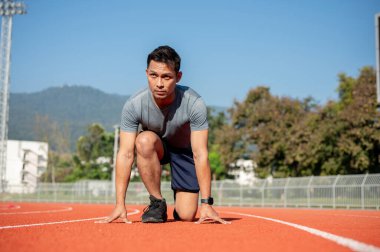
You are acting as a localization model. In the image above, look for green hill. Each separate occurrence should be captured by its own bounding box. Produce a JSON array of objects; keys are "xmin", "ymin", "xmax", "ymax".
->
[
  {"xmin": 9, "ymin": 85, "xmax": 129, "ymax": 151},
  {"xmin": 9, "ymin": 85, "xmax": 228, "ymax": 152}
]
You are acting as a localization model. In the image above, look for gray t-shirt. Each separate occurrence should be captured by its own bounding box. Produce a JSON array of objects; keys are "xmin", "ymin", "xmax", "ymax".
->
[{"xmin": 120, "ymin": 85, "xmax": 208, "ymax": 149}]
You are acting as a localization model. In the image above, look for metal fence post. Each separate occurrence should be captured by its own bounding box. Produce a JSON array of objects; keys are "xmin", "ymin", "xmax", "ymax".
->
[
  {"xmin": 3, "ymin": 174, "xmax": 380, "ymax": 209},
  {"xmin": 307, "ymin": 176, "xmax": 313, "ymax": 208},
  {"xmin": 71, "ymin": 186, "xmax": 74, "ymax": 203},
  {"xmin": 218, "ymin": 180, "xmax": 223, "ymax": 206},
  {"xmin": 240, "ymin": 183, "xmax": 243, "ymax": 206},
  {"xmin": 361, "ymin": 173, "xmax": 368, "ymax": 209},
  {"xmin": 332, "ymin": 175, "xmax": 340, "ymax": 208},
  {"xmin": 261, "ymin": 180, "xmax": 267, "ymax": 207},
  {"xmin": 104, "ymin": 183, "xmax": 106, "ymax": 204},
  {"xmin": 284, "ymin": 178, "xmax": 290, "ymax": 207},
  {"xmin": 52, "ymin": 183, "xmax": 56, "ymax": 202},
  {"xmin": 37, "ymin": 183, "xmax": 40, "ymax": 201},
  {"xmin": 88, "ymin": 184, "xmax": 91, "ymax": 203}
]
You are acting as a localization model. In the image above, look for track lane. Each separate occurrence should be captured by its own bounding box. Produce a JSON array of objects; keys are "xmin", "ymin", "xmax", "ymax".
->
[
  {"xmin": 0, "ymin": 203, "xmax": 114, "ymax": 226},
  {"xmin": 223, "ymin": 207, "xmax": 380, "ymax": 247},
  {"xmin": 0, "ymin": 203, "xmax": 379, "ymax": 252},
  {"xmin": 222, "ymin": 210, "xmax": 380, "ymax": 252}
]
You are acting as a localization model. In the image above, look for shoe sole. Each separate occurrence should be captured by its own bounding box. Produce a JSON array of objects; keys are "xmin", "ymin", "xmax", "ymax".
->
[{"xmin": 142, "ymin": 217, "xmax": 167, "ymax": 223}]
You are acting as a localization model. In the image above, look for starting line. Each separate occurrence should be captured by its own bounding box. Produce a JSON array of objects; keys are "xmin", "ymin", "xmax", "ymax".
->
[
  {"xmin": 1, "ymin": 206, "xmax": 379, "ymax": 252},
  {"xmin": 0, "ymin": 208, "xmax": 140, "ymax": 230},
  {"xmin": 0, "ymin": 205, "xmax": 21, "ymax": 210},
  {"xmin": 0, "ymin": 207, "xmax": 73, "ymax": 215}
]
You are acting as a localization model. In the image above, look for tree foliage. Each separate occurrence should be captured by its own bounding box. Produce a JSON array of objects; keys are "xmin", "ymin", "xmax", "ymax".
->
[
  {"xmin": 35, "ymin": 115, "xmax": 74, "ymax": 183},
  {"xmin": 34, "ymin": 114, "xmax": 71, "ymax": 153},
  {"xmin": 40, "ymin": 123, "xmax": 114, "ymax": 182},
  {"xmin": 64, "ymin": 124, "xmax": 114, "ymax": 181},
  {"xmin": 207, "ymin": 108, "xmax": 229, "ymax": 179},
  {"xmin": 76, "ymin": 123, "xmax": 114, "ymax": 162},
  {"xmin": 41, "ymin": 152, "xmax": 74, "ymax": 183},
  {"xmin": 216, "ymin": 67, "xmax": 380, "ymax": 178},
  {"xmin": 39, "ymin": 67, "xmax": 380, "ymax": 182}
]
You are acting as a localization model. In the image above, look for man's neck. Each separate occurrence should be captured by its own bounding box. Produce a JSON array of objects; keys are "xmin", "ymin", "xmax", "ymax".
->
[{"xmin": 153, "ymin": 92, "xmax": 176, "ymax": 109}]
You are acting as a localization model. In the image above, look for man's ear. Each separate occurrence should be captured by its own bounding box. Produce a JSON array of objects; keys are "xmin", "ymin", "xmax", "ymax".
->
[{"xmin": 176, "ymin": 71, "xmax": 183, "ymax": 83}]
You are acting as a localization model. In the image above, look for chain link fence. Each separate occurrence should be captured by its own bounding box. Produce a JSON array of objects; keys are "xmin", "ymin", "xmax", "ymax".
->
[{"xmin": 1, "ymin": 174, "xmax": 379, "ymax": 209}]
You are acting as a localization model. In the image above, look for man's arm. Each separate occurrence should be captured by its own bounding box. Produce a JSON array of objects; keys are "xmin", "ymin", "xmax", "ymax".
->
[
  {"xmin": 191, "ymin": 129, "xmax": 230, "ymax": 224},
  {"xmin": 96, "ymin": 131, "xmax": 137, "ymax": 224},
  {"xmin": 115, "ymin": 131, "xmax": 137, "ymax": 205},
  {"xmin": 191, "ymin": 129, "xmax": 211, "ymax": 198}
]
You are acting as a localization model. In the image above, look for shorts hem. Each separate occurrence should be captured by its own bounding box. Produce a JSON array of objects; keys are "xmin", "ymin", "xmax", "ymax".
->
[{"xmin": 171, "ymin": 187, "xmax": 199, "ymax": 194}]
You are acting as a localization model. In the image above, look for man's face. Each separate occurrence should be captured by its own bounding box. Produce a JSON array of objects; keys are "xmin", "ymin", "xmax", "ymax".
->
[{"xmin": 146, "ymin": 60, "xmax": 182, "ymax": 105}]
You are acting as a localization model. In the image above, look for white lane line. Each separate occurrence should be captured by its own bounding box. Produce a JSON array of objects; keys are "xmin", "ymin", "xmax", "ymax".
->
[
  {"xmin": 0, "ymin": 208, "xmax": 140, "ymax": 230},
  {"xmin": 221, "ymin": 211, "xmax": 380, "ymax": 252},
  {"xmin": 0, "ymin": 207, "xmax": 73, "ymax": 215},
  {"xmin": 0, "ymin": 205, "xmax": 21, "ymax": 210}
]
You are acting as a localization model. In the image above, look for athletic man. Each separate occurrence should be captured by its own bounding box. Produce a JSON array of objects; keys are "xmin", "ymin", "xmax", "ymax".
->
[{"xmin": 98, "ymin": 46, "xmax": 229, "ymax": 224}]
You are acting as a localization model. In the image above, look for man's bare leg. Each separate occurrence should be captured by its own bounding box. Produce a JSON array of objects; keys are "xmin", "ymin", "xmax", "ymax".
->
[
  {"xmin": 135, "ymin": 131, "xmax": 165, "ymax": 199},
  {"xmin": 174, "ymin": 191, "xmax": 199, "ymax": 221}
]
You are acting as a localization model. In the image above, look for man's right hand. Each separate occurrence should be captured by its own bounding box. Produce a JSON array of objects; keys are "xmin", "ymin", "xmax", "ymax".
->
[{"xmin": 95, "ymin": 204, "xmax": 132, "ymax": 224}]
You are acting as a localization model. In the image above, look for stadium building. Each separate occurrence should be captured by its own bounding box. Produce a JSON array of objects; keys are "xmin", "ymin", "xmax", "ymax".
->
[{"xmin": 5, "ymin": 140, "xmax": 48, "ymax": 193}]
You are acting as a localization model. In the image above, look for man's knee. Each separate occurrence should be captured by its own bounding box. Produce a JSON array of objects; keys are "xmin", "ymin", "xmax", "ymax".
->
[
  {"xmin": 135, "ymin": 132, "xmax": 158, "ymax": 156},
  {"xmin": 174, "ymin": 191, "xmax": 198, "ymax": 221},
  {"xmin": 174, "ymin": 208, "xmax": 196, "ymax": 222}
]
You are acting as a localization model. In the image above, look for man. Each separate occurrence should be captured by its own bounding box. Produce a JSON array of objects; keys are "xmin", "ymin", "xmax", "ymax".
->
[{"xmin": 98, "ymin": 45, "xmax": 229, "ymax": 224}]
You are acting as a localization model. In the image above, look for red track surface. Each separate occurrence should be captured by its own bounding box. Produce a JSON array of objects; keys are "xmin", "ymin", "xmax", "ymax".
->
[{"xmin": 0, "ymin": 202, "xmax": 379, "ymax": 252}]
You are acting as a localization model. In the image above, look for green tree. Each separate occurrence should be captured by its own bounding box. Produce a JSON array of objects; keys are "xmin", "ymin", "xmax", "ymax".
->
[
  {"xmin": 217, "ymin": 67, "xmax": 380, "ymax": 178},
  {"xmin": 217, "ymin": 87, "xmax": 313, "ymax": 178},
  {"xmin": 34, "ymin": 114, "xmax": 71, "ymax": 153},
  {"xmin": 207, "ymin": 107, "xmax": 227, "ymax": 146},
  {"xmin": 66, "ymin": 123, "xmax": 114, "ymax": 181},
  {"xmin": 209, "ymin": 145, "xmax": 226, "ymax": 180},
  {"xmin": 303, "ymin": 67, "xmax": 380, "ymax": 175},
  {"xmin": 34, "ymin": 115, "xmax": 73, "ymax": 182},
  {"xmin": 76, "ymin": 123, "xmax": 113, "ymax": 162},
  {"xmin": 207, "ymin": 107, "xmax": 228, "ymax": 179},
  {"xmin": 41, "ymin": 152, "xmax": 74, "ymax": 183},
  {"xmin": 335, "ymin": 67, "xmax": 380, "ymax": 173}
]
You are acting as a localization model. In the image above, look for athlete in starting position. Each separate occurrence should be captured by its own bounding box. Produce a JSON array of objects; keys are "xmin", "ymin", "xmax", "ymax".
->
[{"xmin": 98, "ymin": 45, "xmax": 229, "ymax": 224}]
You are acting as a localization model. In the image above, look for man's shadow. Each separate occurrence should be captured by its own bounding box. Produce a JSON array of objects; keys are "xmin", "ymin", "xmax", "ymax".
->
[
  {"xmin": 120, "ymin": 217, "xmax": 241, "ymax": 224},
  {"xmin": 192, "ymin": 217, "xmax": 241, "ymax": 224}
]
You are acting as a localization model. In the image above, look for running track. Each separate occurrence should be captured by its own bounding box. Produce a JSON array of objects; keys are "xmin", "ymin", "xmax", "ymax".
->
[{"xmin": 0, "ymin": 203, "xmax": 379, "ymax": 252}]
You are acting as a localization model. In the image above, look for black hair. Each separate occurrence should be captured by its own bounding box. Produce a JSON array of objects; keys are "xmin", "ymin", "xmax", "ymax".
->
[{"xmin": 147, "ymin": 45, "xmax": 181, "ymax": 73}]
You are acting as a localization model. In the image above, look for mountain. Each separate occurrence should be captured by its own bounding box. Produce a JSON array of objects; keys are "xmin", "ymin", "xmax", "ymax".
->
[
  {"xmin": 8, "ymin": 85, "xmax": 228, "ymax": 152},
  {"xmin": 9, "ymin": 85, "xmax": 129, "ymax": 151}
]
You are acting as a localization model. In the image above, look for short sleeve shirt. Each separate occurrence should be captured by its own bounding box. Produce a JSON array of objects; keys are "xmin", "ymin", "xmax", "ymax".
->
[{"xmin": 120, "ymin": 85, "xmax": 208, "ymax": 149}]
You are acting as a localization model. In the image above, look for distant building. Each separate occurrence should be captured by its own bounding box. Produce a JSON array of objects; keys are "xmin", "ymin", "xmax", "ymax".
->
[
  {"xmin": 6, "ymin": 140, "xmax": 48, "ymax": 193},
  {"xmin": 228, "ymin": 159, "xmax": 257, "ymax": 185}
]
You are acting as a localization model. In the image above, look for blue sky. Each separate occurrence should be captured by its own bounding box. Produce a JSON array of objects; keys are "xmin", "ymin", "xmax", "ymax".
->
[{"xmin": 8, "ymin": 0, "xmax": 380, "ymax": 107}]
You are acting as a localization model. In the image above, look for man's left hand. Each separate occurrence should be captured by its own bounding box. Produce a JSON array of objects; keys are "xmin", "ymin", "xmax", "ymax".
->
[{"xmin": 195, "ymin": 204, "xmax": 231, "ymax": 224}]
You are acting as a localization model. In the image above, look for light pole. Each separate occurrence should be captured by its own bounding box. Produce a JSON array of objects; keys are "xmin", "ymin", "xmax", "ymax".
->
[
  {"xmin": 0, "ymin": 0, "xmax": 26, "ymax": 192},
  {"xmin": 376, "ymin": 13, "xmax": 380, "ymax": 107},
  {"xmin": 112, "ymin": 125, "xmax": 119, "ymax": 194}
]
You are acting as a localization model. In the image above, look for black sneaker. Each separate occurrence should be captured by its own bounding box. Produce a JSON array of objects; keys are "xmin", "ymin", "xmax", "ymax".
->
[{"xmin": 142, "ymin": 195, "xmax": 167, "ymax": 223}]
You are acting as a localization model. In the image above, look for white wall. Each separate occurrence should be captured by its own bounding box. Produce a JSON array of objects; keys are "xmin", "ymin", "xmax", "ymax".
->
[
  {"xmin": 228, "ymin": 159, "xmax": 257, "ymax": 185},
  {"xmin": 6, "ymin": 140, "xmax": 48, "ymax": 192}
]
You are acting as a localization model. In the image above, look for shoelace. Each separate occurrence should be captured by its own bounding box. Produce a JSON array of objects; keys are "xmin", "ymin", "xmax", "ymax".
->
[{"xmin": 143, "ymin": 200, "xmax": 160, "ymax": 213}]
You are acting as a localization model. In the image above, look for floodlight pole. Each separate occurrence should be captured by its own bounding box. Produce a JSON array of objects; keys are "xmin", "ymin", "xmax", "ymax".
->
[
  {"xmin": 376, "ymin": 13, "xmax": 380, "ymax": 107},
  {"xmin": 0, "ymin": 0, "xmax": 26, "ymax": 192},
  {"xmin": 112, "ymin": 125, "xmax": 119, "ymax": 194}
]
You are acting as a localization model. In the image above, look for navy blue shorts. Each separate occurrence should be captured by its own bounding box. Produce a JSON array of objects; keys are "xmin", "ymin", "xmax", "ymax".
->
[{"xmin": 160, "ymin": 142, "xmax": 200, "ymax": 193}]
